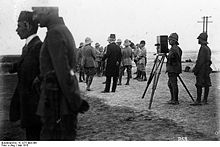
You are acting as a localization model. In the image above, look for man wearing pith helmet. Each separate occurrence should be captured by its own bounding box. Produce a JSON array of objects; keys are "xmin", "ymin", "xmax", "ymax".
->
[
  {"xmin": 116, "ymin": 39, "xmax": 123, "ymax": 49},
  {"xmin": 32, "ymin": 6, "xmax": 82, "ymax": 140},
  {"xmin": 191, "ymin": 32, "xmax": 212, "ymax": 106},
  {"xmin": 166, "ymin": 33, "xmax": 182, "ymax": 105}
]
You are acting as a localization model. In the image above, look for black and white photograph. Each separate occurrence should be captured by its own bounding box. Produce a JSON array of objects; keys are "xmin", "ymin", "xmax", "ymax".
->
[{"xmin": 0, "ymin": 0, "xmax": 219, "ymax": 143}]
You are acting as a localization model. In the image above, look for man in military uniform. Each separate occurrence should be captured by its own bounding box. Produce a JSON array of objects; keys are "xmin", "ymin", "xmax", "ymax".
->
[
  {"xmin": 166, "ymin": 33, "xmax": 182, "ymax": 105},
  {"xmin": 9, "ymin": 11, "xmax": 42, "ymax": 140},
  {"xmin": 191, "ymin": 32, "xmax": 212, "ymax": 106},
  {"xmin": 77, "ymin": 42, "xmax": 85, "ymax": 82},
  {"xmin": 94, "ymin": 42, "xmax": 103, "ymax": 77},
  {"xmin": 32, "ymin": 7, "xmax": 82, "ymax": 140},
  {"xmin": 118, "ymin": 39, "xmax": 133, "ymax": 85}
]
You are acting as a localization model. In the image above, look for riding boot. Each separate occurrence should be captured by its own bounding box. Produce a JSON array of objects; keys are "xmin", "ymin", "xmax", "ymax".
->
[
  {"xmin": 138, "ymin": 71, "xmax": 144, "ymax": 81},
  {"xmin": 85, "ymin": 76, "xmax": 89, "ymax": 85},
  {"xmin": 133, "ymin": 70, "xmax": 139, "ymax": 79},
  {"xmin": 118, "ymin": 72, "xmax": 122, "ymax": 85},
  {"xmin": 79, "ymin": 71, "xmax": 83, "ymax": 82},
  {"xmin": 196, "ymin": 86, "xmax": 202, "ymax": 103},
  {"xmin": 86, "ymin": 76, "xmax": 93, "ymax": 91},
  {"xmin": 125, "ymin": 76, "xmax": 130, "ymax": 85},
  {"xmin": 82, "ymin": 72, "xmax": 85, "ymax": 81},
  {"xmin": 203, "ymin": 87, "xmax": 209, "ymax": 104},
  {"xmin": 167, "ymin": 84, "xmax": 174, "ymax": 104},
  {"xmin": 143, "ymin": 71, "xmax": 147, "ymax": 81},
  {"xmin": 191, "ymin": 86, "xmax": 202, "ymax": 106},
  {"xmin": 126, "ymin": 69, "xmax": 131, "ymax": 85},
  {"xmin": 173, "ymin": 85, "xmax": 179, "ymax": 105}
]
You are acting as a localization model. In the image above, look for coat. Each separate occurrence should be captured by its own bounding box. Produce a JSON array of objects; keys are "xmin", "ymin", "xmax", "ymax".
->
[
  {"xmin": 166, "ymin": 44, "xmax": 182, "ymax": 74},
  {"xmin": 37, "ymin": 16, "xmax": 82, "ymax": 117},
  {"xmin": 102, "ymin": 42, "xmax": 122, "ymax": 77},
  {"xmin": 95, "ymin": 47, "xmax": 103, "ymax": 62},
  {"xmin": 193, "ymin": 44, "xmax": 212, "ymax": 87},
  {"xmin": 121, "ymin": 46, "xmax": 132, "ymax": 66},
  {"xmin": 82, "ymin": 45, "xmax": 96, "ymax": 68},
  {"xmin": 137, "ymin": 47, "xmax": 147, "ymax": 65},
  {"xmin": 9, "ymin": 36, "xmax": 42, "ymax": 128},
  {"xmin": 76, "ymin": 47, "xmax": 82, "ymax": 65}
]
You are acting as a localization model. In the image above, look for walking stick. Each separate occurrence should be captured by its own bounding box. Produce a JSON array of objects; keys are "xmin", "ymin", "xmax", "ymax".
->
[{"xmin": 178, "ymin": 75, "xmax": 195, "ymax": 102}]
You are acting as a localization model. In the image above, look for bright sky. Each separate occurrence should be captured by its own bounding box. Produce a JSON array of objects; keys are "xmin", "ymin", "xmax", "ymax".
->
[{"xmin": 0, "ymin": 0, "xmax": 219, "ymax": 55}]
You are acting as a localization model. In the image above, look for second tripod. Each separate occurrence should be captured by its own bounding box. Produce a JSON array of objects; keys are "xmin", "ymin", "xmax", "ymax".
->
[{"xmin": 141, "ymin": 53, "xmax": 194, "ymax": 109}]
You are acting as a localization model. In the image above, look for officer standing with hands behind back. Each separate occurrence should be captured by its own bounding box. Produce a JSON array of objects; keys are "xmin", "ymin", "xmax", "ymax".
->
[{"xmin": 191, "ymin": 32, "xmax": 212, "ymax": 106}]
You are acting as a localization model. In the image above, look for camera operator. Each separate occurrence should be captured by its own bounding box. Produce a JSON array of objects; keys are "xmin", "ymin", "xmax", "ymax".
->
[{"xmin": 166, "ymin": 33, "xmax": 182, "ymax": 105}]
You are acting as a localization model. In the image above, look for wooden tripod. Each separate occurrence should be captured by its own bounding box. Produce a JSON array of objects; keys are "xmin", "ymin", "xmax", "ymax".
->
[{"xmin": 142, "ymin": 53, "xmax": 194, "ymax": 109}]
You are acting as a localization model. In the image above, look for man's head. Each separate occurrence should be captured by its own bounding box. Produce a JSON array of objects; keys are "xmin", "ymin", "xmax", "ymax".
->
[
  {"xmin": 79, "ymin": 42, "xmax": 84, "ymax": 48},
  {"xmin": 85, "ymin": 37, "xmax": 93, "ymax": 45},
  {"xmin": 95, "ymin": 43, "xmax": 100, "ymax": 48},
  {"xmin": 139, "ymin": 40, "xmax": 145, "ymax": 48},
  {"xmin": 197, "ymin": 32, "xmax": 208, "ymax": 45},
  {"xmin": 32, "ymin": 7, "xmax": 59, "ymax": 27},
  {"xmin": 116, "ymin": 39, "xmax": 122, "ymax": 46},
  {"xmin": 123, "ymin": 39, "xmax": 131, "ymax": 47},
  {"xmin": 107, "ymin": 34, "xmax": 116, "ymax": 43},
  {"xmin": 168, "ymin": 33, "xmax": 179, "ymax": 46},
  {"xmin": 16, "ymin": 11, "xmax": 38, "ymax": 39}
]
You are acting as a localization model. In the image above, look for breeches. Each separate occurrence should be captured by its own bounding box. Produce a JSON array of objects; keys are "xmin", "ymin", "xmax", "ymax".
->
[
  {"xmin": 168, "ymin": 73, "xmax": 179, "ymax": 100},
  {"xmin": 119, "ymin": 65, "xmax": 132, "ymax": 78}
]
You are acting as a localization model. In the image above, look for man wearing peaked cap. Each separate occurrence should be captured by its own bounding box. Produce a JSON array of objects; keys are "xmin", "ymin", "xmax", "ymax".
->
[
  {"xmin": 32, "ymin": 6, "xmax": 84, "ymax": 140},
  {"xmin": 32, "ymin": 6, "xmax": 59, "ymax": 15},
  {"xmin": 166, "ymin": 33, "xmax": 182, "ymax": 105},
  {"xmin": 9, "ymin": 11, "xmax": 42, "ymax": 140},
  {"xmin": 32, "ymin": 7, "xmax": 59, "ymax": 27},
  {"xmin": 191, "ymin": 32, "xmax": 212, "ymax": 106}
]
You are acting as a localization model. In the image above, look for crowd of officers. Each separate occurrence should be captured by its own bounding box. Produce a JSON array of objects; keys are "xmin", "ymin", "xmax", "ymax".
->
[
  {"xmin": 76, "ymin": 35, "xmax": 148, "ymax": 91},
  {"xmin": 7, "ymin": 6, "xmax": 212, "ymax": 141}
]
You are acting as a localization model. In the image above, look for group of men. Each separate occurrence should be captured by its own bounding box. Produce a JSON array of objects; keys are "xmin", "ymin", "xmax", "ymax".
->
[
  {"xmin": 8, "ymin": 6, "xmax": 212, "ymax": 141},
  {"xmin": 76, "ymin": 31, "xmax": 212, "ymax": 107},
  {"xmin": 76, "ymin": 34, "xmax": 148, "ymax": 92},
  {"xmin": 165, "ymin": 32, "xmax": 212, "ymax": 106},
  {"xmin": 9, "ymin": 7, "xmax": 85, "ymax": 140}
]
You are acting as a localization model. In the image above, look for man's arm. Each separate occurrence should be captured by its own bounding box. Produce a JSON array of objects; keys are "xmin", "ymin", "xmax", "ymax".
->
[
  {"xmin": 47, "ymin": 30, "xmax": 82, "ymax": 112},
  {"xmin": 193, "ymin": 48, "xmax": 206, "ymax": 75},
  {"xmin": 102, "ymin": 45, "xmax": 109, "ymax": 61}
]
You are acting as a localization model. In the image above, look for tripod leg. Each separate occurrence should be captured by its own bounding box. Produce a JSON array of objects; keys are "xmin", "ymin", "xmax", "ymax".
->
[
  {"xmin": 178, "ymin": 75, "xmax": 195, "ymax": 102},
  {"xmin": 142, "ymin": 55, "xmax": 158, "ymax": 99},
  {"xmin": 148, "ymin": 56, "xmax": 165, "ymax": 109},
  {"xmin": 148, "ymin": 73, "xmax": 158, "ymax": 109}
]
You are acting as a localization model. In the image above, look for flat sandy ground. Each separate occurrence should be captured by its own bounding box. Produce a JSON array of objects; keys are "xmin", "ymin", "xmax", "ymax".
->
[{"xmin": 0, "ymin": 64, "xmax": 219, "ymax": 141}]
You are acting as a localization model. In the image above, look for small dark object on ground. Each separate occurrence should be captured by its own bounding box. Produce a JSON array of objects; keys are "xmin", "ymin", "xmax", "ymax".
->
[
  {"xmin": 184, "ymin": 66, "xmax": 191, "ymax": 72},
  {"xmin": 185, "ymin": 59, "xmax": 192, "ymax": 62}
]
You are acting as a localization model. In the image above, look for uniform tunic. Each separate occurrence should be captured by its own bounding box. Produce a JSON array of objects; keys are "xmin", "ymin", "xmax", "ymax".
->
[{"xmin": 193, "ymin": 44, "xmax": 212, "ymax": 87}]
